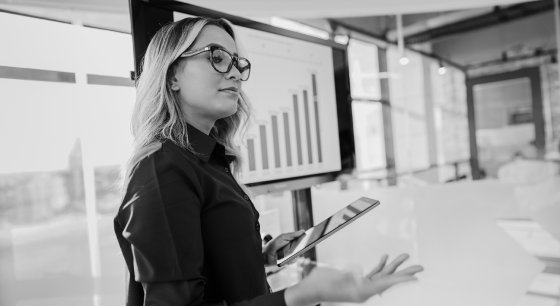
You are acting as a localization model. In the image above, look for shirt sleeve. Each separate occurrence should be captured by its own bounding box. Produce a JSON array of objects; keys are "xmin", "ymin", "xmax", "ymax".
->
[
  {"xmin": 119, "ymin": 150, "xmax": 205, "ymax": 283},
  {"xmin": 118, "ymin": 150, "xmax": 287, "ymax": 306}
]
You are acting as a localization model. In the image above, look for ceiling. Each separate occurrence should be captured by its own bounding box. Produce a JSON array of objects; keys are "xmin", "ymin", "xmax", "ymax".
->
[
  {"xmin": 0, "ymin": 0, "xmax": 551, "ymax": 67},
  {"xmin": 182, "ymin": 0, "xmax": 540, "ymax": 18},
  {"xmin": 0, "ymin": 0, "xmax": 539, "ymax": 18},
  {"xmin": 324, "ymin": 0, "xmax": 554, "ymax": 44}
]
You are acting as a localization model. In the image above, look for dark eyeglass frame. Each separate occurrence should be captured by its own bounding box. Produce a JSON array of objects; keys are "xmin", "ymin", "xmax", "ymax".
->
[{"xmin": 179, "ymin": 44, "xmax": 251, "ymax": 81}]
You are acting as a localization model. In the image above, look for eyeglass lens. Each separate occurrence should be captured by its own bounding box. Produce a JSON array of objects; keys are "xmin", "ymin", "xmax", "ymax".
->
[{"xmin": 211, "ymin": 49, "xmax": 250, "ymax": 81}]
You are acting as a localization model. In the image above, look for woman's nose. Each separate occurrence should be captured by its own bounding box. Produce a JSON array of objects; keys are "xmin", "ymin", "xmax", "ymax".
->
[{"xmin": 226, "ymin": 61, "xmax": 242, "ymax": 81}]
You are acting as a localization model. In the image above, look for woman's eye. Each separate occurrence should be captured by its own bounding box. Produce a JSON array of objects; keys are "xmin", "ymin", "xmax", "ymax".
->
[{"xmin": 211, "ymin": 55, "xmax": 224, "ymax": 64}]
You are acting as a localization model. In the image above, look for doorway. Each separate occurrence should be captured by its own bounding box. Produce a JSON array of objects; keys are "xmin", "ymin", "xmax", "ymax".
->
[{"xmin": 466, "ymin": 67, "xmax": 545, "ymax": 179}]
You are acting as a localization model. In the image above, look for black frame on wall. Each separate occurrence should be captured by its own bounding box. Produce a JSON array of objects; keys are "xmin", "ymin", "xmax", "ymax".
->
[
  {"xmin": 128, "ymin": 0, "xmax": 355, "ymax": 194},
  {"xmin": 465, "ymin": 67, "xmax": 545, "ymax": 179}
]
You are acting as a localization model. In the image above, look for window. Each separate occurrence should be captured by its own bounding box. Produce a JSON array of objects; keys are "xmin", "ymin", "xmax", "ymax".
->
[
  {"xmin": 352, "ymin": 101, "xmax": 386, "ymax": 173},
  {"xmin": 348, "ymin": 38, "xmax": 381, "ymax": 101},
  {"xmin": 347, "ymin": 39, "xmax": 386, "ymax": 174},
  {"xmin": 0, "ymin": 12, "xmax": 134, "ymax": 305}
]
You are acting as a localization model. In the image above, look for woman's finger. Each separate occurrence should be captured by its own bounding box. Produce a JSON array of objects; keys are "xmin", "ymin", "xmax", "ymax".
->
[
  {"xmin": 270, "ymin": 230, "xmax": 302, "ymax": 250},
  {"xmin": 381, "ymin": 253, "xmax": 410, "ymax": 275},
  {"xmin": 392, "ymin": 265, "xmax": 424, "ymax": 277},
  {"xmin": 282, "ymin": 241, "xmax": 298, "ymax": 254},
  {"xmin": 366, "ymin": 254, "xmax": 388, "ymax": 279},
  {"xmin": 280, "ymin": 229, "xmax": 305, "ymax": 241}
]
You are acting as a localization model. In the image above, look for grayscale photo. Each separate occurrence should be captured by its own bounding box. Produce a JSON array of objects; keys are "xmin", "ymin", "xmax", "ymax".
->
[{"xmin": 0, "ymin": 0, "xmax": 559, "ymax": 305}]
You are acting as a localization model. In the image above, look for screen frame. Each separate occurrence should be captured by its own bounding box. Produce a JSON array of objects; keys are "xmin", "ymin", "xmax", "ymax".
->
[
  {"xmin": 277, "ymin": 197, "xmax": 380, "ymax": 267},
  {"xmin": 129, "ymin": 0, "xmax": 355, "ymax": 194}
]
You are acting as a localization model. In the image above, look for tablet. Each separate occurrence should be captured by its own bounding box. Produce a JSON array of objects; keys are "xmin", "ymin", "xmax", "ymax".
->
[{"xmin": 276, "ymin": 197, "xmax": 380, "ymax": 267}]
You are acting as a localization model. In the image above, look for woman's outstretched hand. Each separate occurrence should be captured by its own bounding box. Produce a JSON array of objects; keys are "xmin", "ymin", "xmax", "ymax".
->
[
  {"xmin": 262, "ymin": 229, "xmax": 306, "ymax": 267},
  {"xmin": 285, "ymin": 254, "xmax": 423, "ymax": 305}
]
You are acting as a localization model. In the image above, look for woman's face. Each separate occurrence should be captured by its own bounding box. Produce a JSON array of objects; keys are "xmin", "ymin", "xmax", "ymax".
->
[{"xmin": 171, "ymin": 25, "xmax": 242, "ymax": 133}]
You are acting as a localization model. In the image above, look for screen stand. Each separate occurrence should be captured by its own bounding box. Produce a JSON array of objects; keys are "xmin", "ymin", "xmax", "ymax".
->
[{"xmin": 292, "ymin": 187, "xmax": 317, "ymax": 277}]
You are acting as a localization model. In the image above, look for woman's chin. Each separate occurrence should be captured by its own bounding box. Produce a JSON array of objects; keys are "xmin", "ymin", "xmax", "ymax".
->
[
  {"xmin": 223, "ymin": 101, "xmax": 239, "ymax": 117},
  {"xmin": 210, "ymin": 96, "xmax": 238, "ymax": 119},
  {"xmin": 216, "ymin": 105, "xmax": 238, "ymax": 120}
]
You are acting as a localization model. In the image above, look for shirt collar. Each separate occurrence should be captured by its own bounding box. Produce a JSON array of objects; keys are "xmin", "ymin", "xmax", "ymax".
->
[{"xmin": 187, "ymin": 124, "xmax": 236, "ymax": 164}]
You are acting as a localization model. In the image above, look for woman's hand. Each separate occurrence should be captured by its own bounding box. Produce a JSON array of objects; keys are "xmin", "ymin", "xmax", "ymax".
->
[
  {"xmin": 262, "ymin": 229, "xmax": 306, "ymax": 267},
  {"xmin": 285, "ymin": 254, "xmax": 423, "ymax": 305}
]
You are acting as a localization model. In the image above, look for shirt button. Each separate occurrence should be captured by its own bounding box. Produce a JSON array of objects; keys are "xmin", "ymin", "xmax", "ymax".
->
[
  {"xmin": 224, "ymin": 167, "xmax": 229, "ymax": 173},
  {"xmin": 243, "ymin": 195, "xmax": 249, "ymax": 201},
  {"xmin": 256, "ymin": 223, "xmax": 260, "ymax": 231}
]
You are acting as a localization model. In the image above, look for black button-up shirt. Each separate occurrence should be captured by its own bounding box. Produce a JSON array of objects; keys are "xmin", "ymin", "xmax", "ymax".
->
[{"xmin": 113, "ymin": 124, "xmax": 286, "ymax": 305}]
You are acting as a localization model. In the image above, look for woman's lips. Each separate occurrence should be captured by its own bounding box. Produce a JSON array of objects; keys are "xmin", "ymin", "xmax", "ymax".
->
[{"xmin": 219, "ymin": 88, "xmax": 239, "ymax": 95}]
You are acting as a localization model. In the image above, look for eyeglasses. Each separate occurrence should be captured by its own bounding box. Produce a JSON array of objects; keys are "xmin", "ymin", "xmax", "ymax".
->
[{"xmin": 179, "ymin": 44, "xmax": 251, "ymax": 81}]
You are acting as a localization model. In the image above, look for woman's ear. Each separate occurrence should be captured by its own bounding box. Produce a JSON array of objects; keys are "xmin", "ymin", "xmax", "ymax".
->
[{"xmin": 170, "ymin": 76, "xmax": 180, "ymax": 91}]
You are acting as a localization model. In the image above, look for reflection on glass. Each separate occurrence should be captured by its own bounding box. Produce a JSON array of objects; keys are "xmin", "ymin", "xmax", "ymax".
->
[{"xmin": 277, "ymin": 198, "xmax": 378, "ymax": 266}]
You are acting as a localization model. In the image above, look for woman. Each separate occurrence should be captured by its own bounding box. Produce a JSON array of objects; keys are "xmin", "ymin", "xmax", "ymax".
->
[{"xmin": 114, "ymin": 16, "xmax": 423, "ymax": 305}]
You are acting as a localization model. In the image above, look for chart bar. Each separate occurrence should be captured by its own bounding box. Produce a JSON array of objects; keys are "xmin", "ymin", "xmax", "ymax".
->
[
  {"xmin": 293, "ymin": 94, "xmax": 303, "ymax": 165},
  {"xmin": 303, "ymin": 90, "xmax": 313, "ymax": 164},
  {"xmin": 260, "ymin": 125, "xmax": 269, "ymax": 170},
  {"xmin": 271, "ymin": 115, "xmax": 281, "ymax": 168},
  {"xmin": 247, "ymin": 139, "xmax": 256, "ymax": 171},
  {"xmin": 312, "ymin": 74, "xmax": 323, "ymax": 163},
  {"xmin": 283, "ymin": 112, "xmax": 292, "ymax": 167}
]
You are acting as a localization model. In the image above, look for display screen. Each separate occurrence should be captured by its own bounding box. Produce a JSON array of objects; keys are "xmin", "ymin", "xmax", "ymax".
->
[
  {"xmin": 174, "ymin": 13, "xmax": 342, "ymax": 185},
  {"xmin": 277, "ymin": 197, "xmax": 380, "ymax": 267}
]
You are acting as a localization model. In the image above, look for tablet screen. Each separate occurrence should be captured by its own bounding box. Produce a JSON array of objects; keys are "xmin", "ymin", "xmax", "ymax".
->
[{"xmin": 277, "ymin": 197, "xmax": 380, "ymax": 267}]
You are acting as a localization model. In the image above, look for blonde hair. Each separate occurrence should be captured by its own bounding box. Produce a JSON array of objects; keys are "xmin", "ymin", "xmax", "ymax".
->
[{"xmin": 119, "ymin": 17, "xmax": 251, "ymax": 191}]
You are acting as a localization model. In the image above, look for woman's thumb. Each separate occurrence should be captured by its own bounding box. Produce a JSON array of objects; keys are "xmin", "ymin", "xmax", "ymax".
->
[{"xmin": 288, "ymin": 229, "xmax": 305, "ymax": 239}]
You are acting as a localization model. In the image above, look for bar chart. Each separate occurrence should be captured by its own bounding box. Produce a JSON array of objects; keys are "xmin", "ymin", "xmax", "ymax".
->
[
  {"xmin": 232, "ymin": 26, "xmax": 341, "ymax": 184},
  {"xmin": 244, "ymin": 79, "xmax": 323, "ymax": 172}
]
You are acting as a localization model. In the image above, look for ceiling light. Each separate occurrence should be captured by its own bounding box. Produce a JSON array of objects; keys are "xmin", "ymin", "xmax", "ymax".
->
[
  {"xmin": 334, "ymin": 35, "xmax": 349, "ymax": 45},
  {"xmin": 438, "ymin": 60, "xmax": 447, "ymax": 74},
  {"xmin": 400, "ymin": 57, "xmax": 409, "ymax": 65},
  {"xmin": 271, "ymin": 17, "xmax": 329, "ymax": 40},
  {"xmin": 396, "ymin": 14, "xmax": 408, "ymax": 66}
]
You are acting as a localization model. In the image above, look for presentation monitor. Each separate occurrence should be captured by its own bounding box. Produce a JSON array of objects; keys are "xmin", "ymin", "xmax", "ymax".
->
[{"xmin": 129, "ymin": 0, "xmax": 354, "ymax": 194}]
